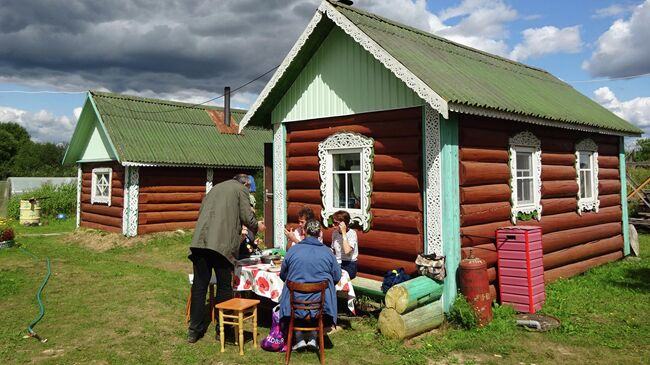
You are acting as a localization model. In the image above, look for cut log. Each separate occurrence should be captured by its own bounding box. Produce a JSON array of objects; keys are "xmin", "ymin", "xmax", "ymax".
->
[
  {"xmin": 459, "ymin": 148, "xmax": 508, "ymax": 163},
  {"xmin": 543, "ymin": 235, "xmax": 623, "ymax": 269},
  {"xmin": 81, "ymin": 212, "xmax": 122, "ymax": 228},
  {"xmin": 138, "ymin": 211, "xmax": 199, "ymax": 225},
  {"xmin": 541, "ymin": 180, "xmax": 578, "ymax": 198},
  {"xmin": 598, "ymin": 155, "xmax": 619, "ymax": 169},
  {"xmin": 459, "ymin": 161, "xmax": 510, "ymax": 186},
  {"xmin": 599, "ymin": 180, "xmax": 621, "ymax": 195},
  {"xmin": 544, "ymin": 250, "xmax": 622, "ymax": 283},
  {"xmin": 460, "ymin": 184, "xmax": 511, "ymax": 204},
  {"xmin": 286, "ymin": 170, "xmax": 320, "ymax": 189},
  {"xmin": 542, "ymin": 153, "xmax": 575, "ymax": 166},
  {"xmin": 371, "ymin": 192, "xmax": 422, "ymax": 212},
  {"xmin": 541, "ymin": 165, "xmax": 576, "ymax": 181},
  {"xmin": 378, "ymin": 300, "xmax": 444, "ymax": 340},
  {"xmin": 138, "ymin": 193, "xmax": 204, "ymax": 204},
  {"xmin": 542, "ymin": 222, "xmax": 621, "ymax": 253},
  {"xmin": 138, "ymin": 203, "xmax": 202, "ymax": 212},
  {"xmin": 374, "ymin": 171, "xmax": 420, "ymax": 192},
  {"xmin": 598, "ymin": 168, "xmax": 619, "ymax": 180},
  {"xmin": 487, "ymin": 267, "xmax": 496, "ymax": 283},
  {"xmin": 460, "ymin": 202, "xmax": 511, "ymax": 227},
  {"xmin": 374, "ymin": 154, "xmax": 421, "ymax": 172},
  {"xmin": 385, "ymin": 276, "xmax": 443, "ymax": 314},
  {"xmin": 541, "ymin": 197, "xmax": 577, "ymax": 216}
]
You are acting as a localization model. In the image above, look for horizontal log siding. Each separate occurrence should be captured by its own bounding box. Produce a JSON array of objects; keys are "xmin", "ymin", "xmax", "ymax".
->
[
  {"xmin": 138, "ymin": 167, "xmax": 224, "ymax": 233},
  {"xmin": 80, "ymin": 162, "xmax": 124, "ymax": 233},
  {"xmin": 285, "ymin": 107, "xmax": 424, "ymax": 279},
  {"xmin": 458, "ymin": 115, "xmax": 623, "ymax": 292}
]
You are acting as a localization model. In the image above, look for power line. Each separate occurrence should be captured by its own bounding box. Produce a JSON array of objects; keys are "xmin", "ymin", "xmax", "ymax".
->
[
  {"xmin": 0, "ymin": 90, "xmax": 86, "ymax": 94},
  {"xmin": 567, "ymin": 71, "xmax": 650, "ymax": 84}
]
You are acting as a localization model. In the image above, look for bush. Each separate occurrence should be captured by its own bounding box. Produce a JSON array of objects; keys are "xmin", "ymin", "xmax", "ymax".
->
[
  {"xmin": 447, "ymin": 293, "xmax": 478, "ymax": 330},
  {"xmin": 7, "ymin": 183, "xmax": 76, "ymax": 220}
]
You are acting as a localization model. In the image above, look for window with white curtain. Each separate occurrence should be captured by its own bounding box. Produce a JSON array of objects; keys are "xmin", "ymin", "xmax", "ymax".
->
[
  {"xmin": 509, "ymin": 131, "xmax": 542, "ymax": 223},
  {"xmin": 575, "ymin": 138, "xmax": 599, "ymax": 213},
  {"xmin": 318, "ymin": 132, "xmax": 374, "ymax": 231}
]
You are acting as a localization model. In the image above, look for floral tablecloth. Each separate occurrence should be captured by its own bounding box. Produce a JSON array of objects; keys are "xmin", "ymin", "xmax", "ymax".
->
[{"xmin": 233, "ymin": 263, "xmax": 356, "ymax": 313}]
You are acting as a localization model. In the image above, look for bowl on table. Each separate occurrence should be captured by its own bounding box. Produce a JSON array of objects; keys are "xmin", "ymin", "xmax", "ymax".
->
[{"xmin": 261, "ymin": 255, "xmax": 281, "ymax": 264}]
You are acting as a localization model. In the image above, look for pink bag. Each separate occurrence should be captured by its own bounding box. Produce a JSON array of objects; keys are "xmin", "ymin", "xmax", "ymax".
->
[{"xmin": 261, "ymin": 305, "xmax": 285, "ymax": 352}]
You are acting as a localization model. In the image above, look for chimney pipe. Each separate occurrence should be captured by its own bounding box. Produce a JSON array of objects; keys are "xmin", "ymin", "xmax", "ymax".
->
[{"xmin": 224, "ymin": 86, "xmax": 231, "ymax": 127}]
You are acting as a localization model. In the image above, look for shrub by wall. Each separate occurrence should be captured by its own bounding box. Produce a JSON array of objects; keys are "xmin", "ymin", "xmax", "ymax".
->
[{"xmin": 7, "ymin": 183, "xmax": 76, "ymax": 220}]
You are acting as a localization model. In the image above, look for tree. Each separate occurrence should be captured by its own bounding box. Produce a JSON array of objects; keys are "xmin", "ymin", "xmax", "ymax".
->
[
  {"xmin": 9, "ymin": 141, "xmax": 75, "ymax": 177},
  {"xmin": 631, "ymin": 138, "xmax": 650, "ymax": 162},
  {"xmin": 0, "ymin": 123, "xmax": 30, "ymax": 179}
]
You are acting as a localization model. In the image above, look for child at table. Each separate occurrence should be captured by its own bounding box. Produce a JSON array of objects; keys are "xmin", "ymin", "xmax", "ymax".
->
[
  {"xmin": 283, "ymin": 206, "xmax": 322, "ymax": 249},
  {"xmin": 330, "ymin": 210, "xmax": 358, "ymax": 279}
]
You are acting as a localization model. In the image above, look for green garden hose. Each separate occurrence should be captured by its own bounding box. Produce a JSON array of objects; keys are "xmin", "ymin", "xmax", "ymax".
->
[{"xmin": 19, "ymin": 247, "xmax": 51, "ymax": 343}]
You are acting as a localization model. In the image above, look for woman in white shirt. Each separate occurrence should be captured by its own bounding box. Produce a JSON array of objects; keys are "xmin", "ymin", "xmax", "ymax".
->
[{"xmin": 330, "ymin": 210, "xmax": 358, "ymax": 279}]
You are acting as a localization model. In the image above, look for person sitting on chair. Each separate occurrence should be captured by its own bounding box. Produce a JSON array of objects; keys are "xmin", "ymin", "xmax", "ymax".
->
[
  {"xmin": 283, "ymin": 206, "xmax": 322, "ymax": 249},
  {"xmin": 279, "ymin": 219, "xmax": 341, "ymax": 351}
]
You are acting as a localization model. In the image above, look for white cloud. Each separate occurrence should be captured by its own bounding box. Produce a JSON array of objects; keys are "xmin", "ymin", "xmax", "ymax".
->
[
  {"xmin": 73, "ymin": 107, "xmax": 82, "ymax": 120},
  {"xmin": 593, "ymin": 4, "xmax": 632, "ymax": 18},
  {"xmin": 0, "ymin": 106, "xmax": 76, "ymax": 143},
  {"xmin": 509, "ymin": 25, "xmax": 582, "ymax": 61},
  {"xmin": 583, "ymin": 0, "xmax": 650, "ymax": 78},
  {"xmin": 593, "ymin": 87, "xmax": 650, "ymax": 133}
]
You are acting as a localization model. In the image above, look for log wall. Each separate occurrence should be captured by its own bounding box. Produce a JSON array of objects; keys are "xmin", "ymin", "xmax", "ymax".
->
[
  {"xmin": 285, "ymin": 107, "xmax": 424, "ymax": 281},
  {"xmin": 80, "ymin": 162, "xmax": 125, "ymax": 233},
  {"xmin": 458, "ymin": 115, "xmax": 623, "ymax": 294}
]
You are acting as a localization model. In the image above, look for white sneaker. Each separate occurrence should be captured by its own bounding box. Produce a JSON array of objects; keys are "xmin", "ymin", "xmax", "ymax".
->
[
  {"xmin": 292, "ymin": 339, "xmax": 307, "ymax": 351},
  {"xmin": 306, "ymin": 338, "xmax": 319, "ymax": 351}
]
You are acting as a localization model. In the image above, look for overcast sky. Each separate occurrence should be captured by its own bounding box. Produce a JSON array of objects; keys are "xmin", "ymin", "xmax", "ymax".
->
[{"xmin": 0, "ymin": 0, "xmax": 648, "ymax": 143}]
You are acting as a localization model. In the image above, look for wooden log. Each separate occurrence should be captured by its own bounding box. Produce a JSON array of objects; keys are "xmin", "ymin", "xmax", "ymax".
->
[
  {"xmin": 374, "ymin": 171, "xmax": 420, "ymax": 192},
  {"xmin": 371, "ymin": 192, "xmax": 422, "ymax": 212},
  {"xmin": 378, "ymin": 301, "xmax": 444, "ymax": 340},
  {"xmin": 461, "ymin": 244, "xmax": 497, "ymax": 267},
  {"xmin": 374, "ymin": 137, "xmax": 420, "ymax": 155},
  {"xmin": 459, "ymin": 161, "xmax": 509, "ymax": 186},
  {"xmin": 541, "ymin": 165, "xmax": 576, "ymax": 181},
  {"xmin": 541, "ymin": 197, "xmax": 577, "ymax": 216},
  {"xmin": 140, "ymin": 166, "xmax": 205, "ymax": 178},
  {"xmin": 80, "ymin": 221, "xmax": 122, "ymax": 234},
  {"xmin": 542, "ymin": 153, "xmax": 575, "ymax": 166},
  {"xmin": 286, "ymin": 156, "xmax": 318, "ymax": 170},
  {"xmin": 459, "ymin": 148, "xmax": 508, "ymax": 163},
  {"xmin": 385, "ymin": 277, "xmax": 443, "ymax": 314},
  {"xmin": 287, "ymin": 189, "xmax": 321, "ymax": 205},
  {"xmin": 138, "ymin": 221, "xmax": 197, "ymax": 234},
  {"xmin": 598, "ymin": 194, "xmax": 620, "ymax": 209},
  {"xmin": 544, "ymin": 250, "xmax": 622, "ymax": 283},
  {"xmin": 81, "ymin": 194, "xmax": 123, "ymax": 207},
  {"xmin": 527, "ymin": 206, "xmax": 622, "ymax": 234},
  {"xmin": 543, "ymin": 235, "xmax": 623, "ymax": 270},
  {"xmin": 80, "ymin": 203, "xmax": 123, "ymax": 218},
  {"xmin": 487, "ymin": 267, "xmax": 496, "ymax": 283},
  {"xmin": 286, "ymin": 170, "xmax": 320, "ymax": 189},
  {"xmin": 286, "ymin": 142, "xmax": 319, "ymax": 157},
  {"xmin": 139, "ymin": 211, "xmax": 199, "ymax": 225},
  {"xmin": 358, "ymin": 230, "xmax": 423, "ymax": 259},
  {"xmin": 460, "ymin": 184, "xmax": 511, "ymax": 204},
  {"xmin": 599, "ymin": 180, "xmax": 621, "ymax": 195},
  {"xmin": 461, "ymin": 220, "xmax": 511, "ymax": 246},
  {"xmin": 139, "ymin": 175, "xmax": 206, "ymax": 187},
  {"xmin": 81, "ymin": 212, "xmax": 122, "ymax": 228},
  {"xmin": 357, "ymin": 272, "xmax": 384, "ymax": 282},
  {"xmin": 285, "ymin": 107, "xmax": 421, "ymax": 132},
  {"xmin": 112, "ymin": 188, "xmax": 124, "ymax": 198},
  {"xmin": 287, "ymin": 120, "xmax": 421, "ymax": 142},
  {"xmin": 138, "ymin": 203, "xmax": 202, "ymax": 212},
  {"xmin": 357, "ymin": 254, "xmax": 418, "ymax": 277},
  {"xmin": 138, "ymin": 193, "xmax": 204, "ymax": 204},
  {"xmin": 598, "ymin": 155, "xmax": 619, "ymax": 169},
  {"xmin": 598, "ymin": 168, "xmax": 619, "ymax": 180},
  {"xmin": 139, "ymin": 185, "xmax": 206, "ymax": 193},
  {"xmin": 542, "ymin": 180, "xmax": 578, "ymax": 198},
  {"xmin": 460, "ymin": 127, "xmax": 508, "ymax": 148},
  {"xmin": 371, "ymin": 213, "xmax": 422, "ymax": 235},
  {"xmin": 460, "ymin": 202, "xmax": 511, "ymax": 227},
  {"xmin": 542, "ymin": 222, "xmax": 621, "ymax": 253},
  {"xmin": 374, "ymin": 154, "xmax": 421, "ymax": 172}
]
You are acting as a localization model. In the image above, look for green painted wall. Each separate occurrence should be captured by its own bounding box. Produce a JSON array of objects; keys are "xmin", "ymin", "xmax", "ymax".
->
[
  {"xmin": 63, "ymin": 96, "xmax": 119, "ymax": 164},
  {"xmin": 620, "ymin": 137, "xmax": 630, "ymax": 256},
  {"xmin": 80, "ymin": 121, "xmax": 117, "ymax": 162},
  {"xmin": 272, "ymin": 27, "xmax": 422, "ymax": 124},
  {"xmin": 440, "ymin": 112, "xmax": 460, "ymax": 312}
]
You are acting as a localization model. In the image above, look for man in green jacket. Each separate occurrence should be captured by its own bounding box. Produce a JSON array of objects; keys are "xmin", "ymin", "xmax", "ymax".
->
[{"xmin": 187, "ymin": 174, "xmax": 265, "ymax": 343}]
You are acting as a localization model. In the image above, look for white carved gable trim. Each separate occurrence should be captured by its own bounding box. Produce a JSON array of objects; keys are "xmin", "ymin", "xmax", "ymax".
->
[
  {"xmin": 509, "ymin": 131, "xmax": 542, "ymax": 224},
  {"xmin": 575, "ymin": 138, "xmax": 600, "ymax": 214},
  {"xmin": 318, "ymin": 132, "xmax": 374, "ymax": 231}
]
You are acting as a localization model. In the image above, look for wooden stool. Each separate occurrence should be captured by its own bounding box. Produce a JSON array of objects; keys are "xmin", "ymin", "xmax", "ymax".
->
[{"xmin": 216, "ymin": 298, "xmax": 260, "ymax": 355}]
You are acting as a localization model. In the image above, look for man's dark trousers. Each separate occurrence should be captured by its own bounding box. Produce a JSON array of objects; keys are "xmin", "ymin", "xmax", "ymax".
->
[{"xmin": 188, "ymin": 247, "xmax": 233, "ymax": 337}]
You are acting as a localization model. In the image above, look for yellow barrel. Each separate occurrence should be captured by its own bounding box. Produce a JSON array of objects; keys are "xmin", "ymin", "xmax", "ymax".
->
[{"xmin": 19, "ymin": 199, "xmax": 41, "ymax": 225}]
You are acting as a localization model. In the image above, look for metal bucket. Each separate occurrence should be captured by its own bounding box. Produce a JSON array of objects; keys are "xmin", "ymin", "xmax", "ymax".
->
[{"xmin": 19, "ymin": 199, "xmax": 41, "ymax": 225}]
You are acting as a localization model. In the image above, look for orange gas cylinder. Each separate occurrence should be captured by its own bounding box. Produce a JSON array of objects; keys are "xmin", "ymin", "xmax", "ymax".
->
[{"xmin": 459, "ymin": 250, "xmax": 493, "ymax": 326}]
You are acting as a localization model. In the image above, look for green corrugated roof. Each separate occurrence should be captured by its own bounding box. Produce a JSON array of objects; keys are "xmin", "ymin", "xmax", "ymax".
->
[
  {"xmin": 333, "ymin": 3, "xmax": 640, "ymax": 134},
  {"xmin": 88, "ymin": 91, "xmax": 271, "ymax": 167},
  {"xmin": 243, "ymin": 1, "xmax": 642, "ymax": 135}
]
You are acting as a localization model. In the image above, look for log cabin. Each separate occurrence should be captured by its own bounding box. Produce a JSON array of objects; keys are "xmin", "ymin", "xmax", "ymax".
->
[
  {"xmin": 238, "ymin": 1, "xmax": 643, "ymax": 310},
  {"xmin": 63, "ymin": 91, "xmax": 271, "ymax": 236}
]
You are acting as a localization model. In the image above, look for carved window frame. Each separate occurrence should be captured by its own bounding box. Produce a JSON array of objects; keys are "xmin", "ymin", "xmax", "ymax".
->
[
  {"xmin": 91, "ymin": 167, "xmax": 112, "ymax": 205},
  {"xmin": 318, "ymin": 132, "xmax": 374, "ymax": 231},
  {"xmin": 575, "ymin": 138, "xmax": 599, "ymax": 214},
  {"xmin": 509, "ymin": 131, "xmax": 542, "ymax": 223}
]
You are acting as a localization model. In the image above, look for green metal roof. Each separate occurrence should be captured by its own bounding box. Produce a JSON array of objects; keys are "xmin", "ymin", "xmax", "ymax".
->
[
  {"xmin": 65, "ymin": 91, "xmax": 271, "ymax": 168},
  {"xmin": 242, "ymin": 0, "xmax": 642, "ymax": 135}
]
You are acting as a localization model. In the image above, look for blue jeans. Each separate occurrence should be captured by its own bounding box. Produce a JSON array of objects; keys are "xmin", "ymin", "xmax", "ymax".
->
[{"xmin": 341, "ymin": 260, "xmax": 357, "ymax": 279}]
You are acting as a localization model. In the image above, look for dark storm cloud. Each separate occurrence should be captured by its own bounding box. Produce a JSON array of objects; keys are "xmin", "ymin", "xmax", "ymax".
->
[{"xmin": 0, "ymin": 0, "xmax": 321, "ymax": 97}]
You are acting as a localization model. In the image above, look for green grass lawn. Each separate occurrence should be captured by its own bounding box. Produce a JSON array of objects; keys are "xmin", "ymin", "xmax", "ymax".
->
[{"xmin": 1, "ymin": 224, "xmax": 649, "ymax": 364}]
